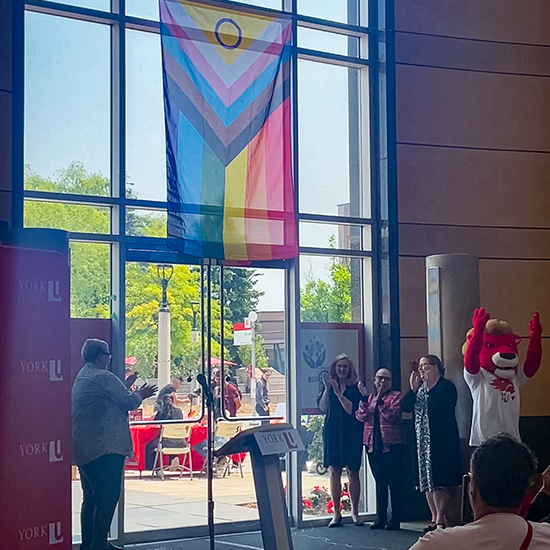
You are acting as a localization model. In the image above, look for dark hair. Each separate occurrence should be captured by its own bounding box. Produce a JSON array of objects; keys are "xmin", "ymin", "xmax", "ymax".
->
[
  {"xmin": 420, "ymin": 354, "xmax": 445, "ymax": 376},
  {"xmin": 471, "ymin": 434, "xmax": 537, "ymax": 509},
  {"xmin": 81, "ymin": 338, "xmax": 108, "ymax": 363},
  {"xmin": 172, "ymin": 375, "xmax": 184, "ymax": 382}
]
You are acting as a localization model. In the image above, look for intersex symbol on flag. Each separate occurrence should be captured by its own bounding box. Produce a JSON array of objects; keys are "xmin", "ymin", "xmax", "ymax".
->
[{"xmin": 160, "ymin": 0, "xmax": 298, "ymax": 262}]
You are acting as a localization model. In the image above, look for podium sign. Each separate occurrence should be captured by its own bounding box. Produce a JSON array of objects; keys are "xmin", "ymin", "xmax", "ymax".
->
[
  {"xmin": 0, "ymin": 246, "xmax": 71, "ymax": 549},
  {"xmin": 254, "ymin": 429, "xmax": 304, "ymax": 456}
]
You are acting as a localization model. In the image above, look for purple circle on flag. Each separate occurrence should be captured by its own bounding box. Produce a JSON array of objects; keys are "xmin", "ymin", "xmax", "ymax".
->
[{"xmin": 214, "ymin": 18, "xmax": 243, "ymax": 50}]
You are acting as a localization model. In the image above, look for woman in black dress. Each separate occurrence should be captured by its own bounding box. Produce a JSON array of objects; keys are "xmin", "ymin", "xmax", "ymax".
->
[
  {"xmin": 402, "ymin": 354, "xmax": 462, "ymax": 531},
  {"xmin": 318, "ymin": 354, "xmax": 364, "ymax": 527}
]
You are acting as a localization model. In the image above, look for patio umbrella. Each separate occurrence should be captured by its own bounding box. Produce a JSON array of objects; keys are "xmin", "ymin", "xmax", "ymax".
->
[{"xmin": 210, "ymin": 357, "xmax": 236, "ymax": 366}]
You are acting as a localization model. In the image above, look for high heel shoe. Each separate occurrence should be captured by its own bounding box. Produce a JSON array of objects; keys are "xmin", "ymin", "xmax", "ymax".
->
[{"xmin": 328, "ymin": 516, "xmax": 343, "ymax": 528}]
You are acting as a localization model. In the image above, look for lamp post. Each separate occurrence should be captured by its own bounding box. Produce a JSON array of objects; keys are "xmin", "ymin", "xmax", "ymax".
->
[
  {"xmin": 248, "ymin": 311, "xmax": 258, "ymax": 415},
  {"xmin": 157, "ymin": 264, "xmax": 174, "ymax": 391},
  {"xmin": 190, "ymin": 301, "xmax": 199, "ymax": 343}
]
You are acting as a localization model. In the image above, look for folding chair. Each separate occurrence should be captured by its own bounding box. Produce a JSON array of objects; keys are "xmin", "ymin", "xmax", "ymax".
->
[
  {"xmin": 214, "ymin": 421, "xmax": 244, "ymax": 478},
  {"xmin": 152, "ymin": 423, "xmax": 193, "ymax": 480}
]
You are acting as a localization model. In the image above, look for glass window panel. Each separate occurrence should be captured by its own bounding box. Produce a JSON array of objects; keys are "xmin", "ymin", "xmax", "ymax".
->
[
  {"xmin": 126, "ymin": 0, "xmax": 160, "ymax": 21},
  {"xmin": 126, "ymin": 30, "xmax": 167, "ymax": 201},
  {"xmin": 236, "ymin": 0, "xmax": 282, "ymax": 10},
  {"xmin": 298, "ymin": 27, "xmax": 357, "ymax": 57},
  {"xmin": 25, "ymin": 12, "xmax": 110, "ymax": 194},
  {"xmin": 24, "ymin": 200, "xmax": 111, "ymax": 234},
  {"xmin": 126, "ymin": 0, "xmax": 282, "ymax": 21},
  {"xmin": 44, "ymin": 0, "xmax": 110, "ymax": 11},
  {"xmin": 69, "ymin": 242, "xmax": 111, "ymax": 318},
  {"xmin": 126, "ymin": 208, "xmax": 167, "ymax": 237},
  {"xmin": 299, "ymin": 221, "xmax": 369, "ymax": 251},
  {"xmin": 297, "ymin": 0, "xmax": 349, "ymax": 23},
  {"xmin": 299, "ymin": 61, "xmax": 363, "ymax": 217},
  {"xmin": 300, "ymin": 255, "xmax": 362, "ymax": 323}
]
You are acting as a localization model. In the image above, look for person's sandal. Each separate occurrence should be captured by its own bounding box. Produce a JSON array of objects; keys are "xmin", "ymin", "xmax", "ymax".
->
[
  {"xmin": 422, "ymin": 521, "xmax": 437, "ymax": 533},
  {"xmin": 436, "ymin": 523, "xmax": 446, "ymax": 529}
]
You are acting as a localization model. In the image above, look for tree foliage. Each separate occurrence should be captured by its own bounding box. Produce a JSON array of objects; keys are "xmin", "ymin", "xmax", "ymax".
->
[
  {"xmin": 23, "ymin": 163, "xmax": 265, "ymax": 379},
  {"xmin": 301, "ymin": 256, "xmax": 352, "ymax": 323}
]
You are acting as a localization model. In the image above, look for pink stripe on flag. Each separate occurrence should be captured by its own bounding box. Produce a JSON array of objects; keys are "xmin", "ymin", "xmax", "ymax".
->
[{"xmin": 243, "ymin": 98, "xmax": 297, "ymax": 261}]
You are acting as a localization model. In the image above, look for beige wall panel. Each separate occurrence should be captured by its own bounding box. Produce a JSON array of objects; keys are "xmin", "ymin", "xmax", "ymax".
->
[
  {"xmin": 519, "ymin": 339, "xmax": 550, "ymax": 416},
  {"xmin": 479, "ymin": 259, "xmax": 550, "ymax": 336},
  {"xmin": 395, "ymin": 0, "xmax": 550, "ymax": 46},
  {"xmin": 0, "ymin": 190, "xmax": 12, "ymax": 226},
  {"xmin": 399, "ymin": 256, "xmax": 427, "ymax": 338},
  {"xmin": 399, "ymin": 224, "xmax": 550, "ymax": 261},
  {"xmin": 396, "ymin": 32, "xmax": 550, "ymax": 77},
  {"xmin": 0, "ymin": 91, "xmax": 12, "ymax": 193},
  {"xmin": 396, "ymin": 65, "xmax": 550, "ymax": 152},
  {"xmin": 397, "ymin": 144, "xmax": 550, "ymax": 228},
  {"xmin": 400, "ymin": 337, "xmax": 428, "ymax": 394},
  {"xmin": 0, "ymin": 0, "xmax": 12, "ymax": 92}
]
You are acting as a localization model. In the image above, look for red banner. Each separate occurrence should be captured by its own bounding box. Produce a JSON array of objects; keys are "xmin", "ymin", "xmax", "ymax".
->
[{"xmin": 0, "ymin": 246, "xmax": 71, "ymax": 549}]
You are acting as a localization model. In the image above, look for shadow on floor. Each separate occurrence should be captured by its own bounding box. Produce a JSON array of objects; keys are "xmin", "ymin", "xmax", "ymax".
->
[{"xmin": 127, "ymin": 524, "xmax": 422, "ymax": 550}]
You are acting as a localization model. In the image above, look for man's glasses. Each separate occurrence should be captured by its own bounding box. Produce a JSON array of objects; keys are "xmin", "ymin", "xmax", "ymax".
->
[{"xmin": 101, "ymin": 352, "xmax": 112, "ymax": 358}]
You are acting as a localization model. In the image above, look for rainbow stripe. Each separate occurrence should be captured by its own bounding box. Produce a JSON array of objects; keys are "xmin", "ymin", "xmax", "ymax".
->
[{"xmin": 161, "ymin": 0, "xmax": 298, "ymax": 261}]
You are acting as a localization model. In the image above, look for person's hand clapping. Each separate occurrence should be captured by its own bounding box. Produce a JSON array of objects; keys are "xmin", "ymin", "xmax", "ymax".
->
[
  {"xmin": 409, "ymin": 370, "xmax": 421, "ymax": 392},
  {"xmin": 137, "ymin": 384, "xmax": 158, "ymax": 400},
  {"xmin": 124, "ymin": 372, "xmax": 138, "ymax": 389},
  {"xmin": 357, "ymin": 380, "xmax": 369, "ymax": 397},
  {"xmin": 328, "ymin": 378, "xmax": 342, "ymax": 397}
]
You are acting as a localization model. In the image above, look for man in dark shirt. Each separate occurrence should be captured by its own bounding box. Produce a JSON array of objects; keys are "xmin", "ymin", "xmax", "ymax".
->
[
  {"xmin": 255, "ymin": 369, "xmax": 271, "ymax": 421},
  {"xmin": 154, "ymin": 376, "xmax": 189, "ymax": 419}
]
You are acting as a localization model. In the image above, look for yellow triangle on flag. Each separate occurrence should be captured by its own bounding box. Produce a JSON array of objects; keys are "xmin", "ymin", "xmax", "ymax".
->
[{"xmin": 181, "ymin": 0, "xmax": 276, "ymax": 65}]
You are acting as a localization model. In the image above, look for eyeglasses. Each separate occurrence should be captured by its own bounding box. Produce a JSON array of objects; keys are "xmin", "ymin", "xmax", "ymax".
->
[
  {"xmin": 100, "ymin": 352, "xmax": 112, "ymax": 358},
  {"xmin": 418, "ymin": 363, "xmax": 437, "ymax": 369}
]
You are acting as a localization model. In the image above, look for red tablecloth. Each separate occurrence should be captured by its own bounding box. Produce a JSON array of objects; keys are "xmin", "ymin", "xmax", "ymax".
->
[{"xmin": 127, "ymin": 423, "xmax": 208, "ymax": 473}]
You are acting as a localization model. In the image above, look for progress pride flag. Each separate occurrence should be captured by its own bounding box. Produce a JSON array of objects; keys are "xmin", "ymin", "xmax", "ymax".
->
[{"xmin": 0, "ymin": 246, "xmax": 71, "ymax": 549}]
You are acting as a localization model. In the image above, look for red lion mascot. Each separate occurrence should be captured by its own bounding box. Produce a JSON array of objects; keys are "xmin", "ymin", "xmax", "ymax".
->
[{"xmin": 462, "ymin": 308, "xmax": 542, "ymax": 446}]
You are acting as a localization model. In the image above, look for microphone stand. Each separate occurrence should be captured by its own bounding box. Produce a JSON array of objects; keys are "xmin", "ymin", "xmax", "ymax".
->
[{"xmin": 198, "ymin": 370, "xmax": 215, "ymax": 548}]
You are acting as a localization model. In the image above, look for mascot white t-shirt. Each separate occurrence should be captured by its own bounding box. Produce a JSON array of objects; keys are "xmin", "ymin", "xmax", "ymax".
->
[{"xmin": 464, "ymin": 366, "xmax": 528, "ymax": 447}]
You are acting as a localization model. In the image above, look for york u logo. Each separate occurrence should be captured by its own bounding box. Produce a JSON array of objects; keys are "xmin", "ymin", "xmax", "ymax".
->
[
  {"xmin": 19, "ymin": 360, "xmax": 63, "ymax": 382},
  {"xmin": 50, "ymin": 360, "xmax": 63, "ymax": 381},
  {"xmin": 19, "ymin": 440, "xmax": 63, "ymax": 463},
  {"xmin": 18, "ymin": 280, "xmax": 62, "ymax": 302},
  {"xmin": 18, "ymin": 521, "xmax": 63, "ymax": 545}
]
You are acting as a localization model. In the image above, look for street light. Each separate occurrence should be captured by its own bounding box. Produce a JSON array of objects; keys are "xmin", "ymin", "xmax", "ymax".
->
[
  {"xmin": 248, "ymin": 311, "xmax": 258, "ymax": 415},
  {"xmin": 157, "ymin": 264, "xmax": 174, "ymax": 390},
  {"xmin": 190, "ymin": 300, "xmax": 199, "ymax": 343}
]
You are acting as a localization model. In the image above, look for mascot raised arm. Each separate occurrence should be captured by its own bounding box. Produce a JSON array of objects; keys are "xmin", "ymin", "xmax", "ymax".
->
[{"xmin": 462, "ymin": 308, "xmax": 542, "ymax": 446}]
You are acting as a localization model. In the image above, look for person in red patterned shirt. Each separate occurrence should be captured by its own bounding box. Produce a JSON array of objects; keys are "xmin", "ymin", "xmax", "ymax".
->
[{"xmin": 356, "ymin": 368, "xmax": 404, "ymax": 530}]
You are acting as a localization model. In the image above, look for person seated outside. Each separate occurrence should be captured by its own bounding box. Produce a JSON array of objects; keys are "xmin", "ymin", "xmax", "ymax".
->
[
  {"xmin": 410, "ymin": 434, "xmax": 550, "ymax": 549},
  {"xmin": 154, "ymin": 375, "xmax": 189, "ymax": 420},
  {"xmin": 525, "ymin": 463, "xmax": 550, "ymax": 523}
]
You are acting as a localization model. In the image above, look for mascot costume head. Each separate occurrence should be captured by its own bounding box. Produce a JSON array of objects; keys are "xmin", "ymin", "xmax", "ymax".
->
[{"xmin": 462, "ymin": 318, "xmax": 522, "ymax": 380}]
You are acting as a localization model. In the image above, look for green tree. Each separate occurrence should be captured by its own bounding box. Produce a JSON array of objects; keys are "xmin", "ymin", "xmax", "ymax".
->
[
  {"xmin": 301, "ymin": 258, "xmax": 351, "ymax": 323},
  {"xmin": 24, "ymin": 163, "xmax": 267, "ymax": 379}
]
